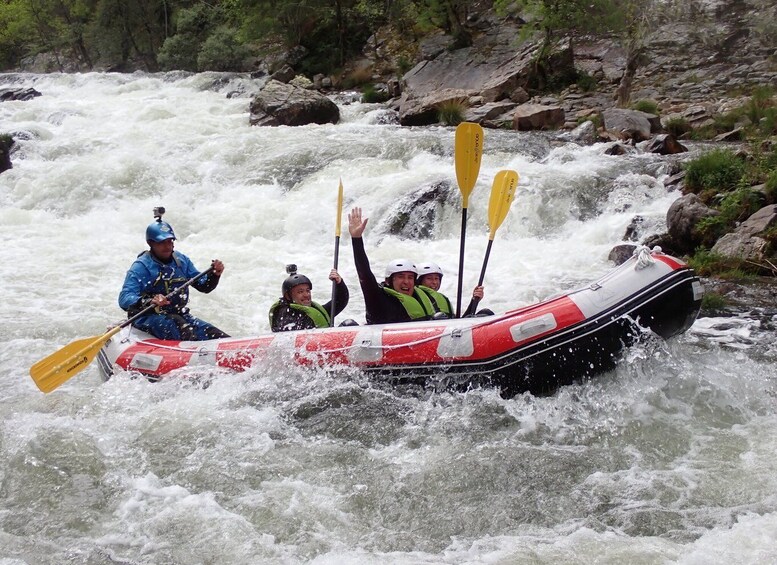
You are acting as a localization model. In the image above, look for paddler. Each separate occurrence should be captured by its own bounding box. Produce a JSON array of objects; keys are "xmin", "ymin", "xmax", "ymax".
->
[
  {"xmin": 417, "ymin": 262, "xmax": 486, "ymax": 318},
  {"xmin": 118, "ymin": 207, "xmax": 229, "ymax": 340},
  {"xmin": 269, "ymin": 265, "xmax": 349, "ymax": 331},
  {"xmin": 348, "ymin": 206, "xmax": 436, "ymax": 325}
]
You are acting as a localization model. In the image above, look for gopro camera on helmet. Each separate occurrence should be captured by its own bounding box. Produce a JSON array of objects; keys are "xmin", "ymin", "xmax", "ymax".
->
[
  {"xmin": 285, "ymin": 264, "xmax": 297, "ymax": 275},
  {"xmin": 153, "ymin": 206, "xmax": 166, "ymax": 221}
]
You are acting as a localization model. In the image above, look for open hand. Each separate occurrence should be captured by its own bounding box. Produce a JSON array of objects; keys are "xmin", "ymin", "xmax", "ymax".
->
[{"xmin": 348, "ymin": 207, "xmax": 368, "ymax": 238}]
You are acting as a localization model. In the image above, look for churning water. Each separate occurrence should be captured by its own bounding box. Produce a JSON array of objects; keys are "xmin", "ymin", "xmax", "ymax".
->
[{"xmin": 1, "ymin": 72, "xmax": 776, "ymax": 564}]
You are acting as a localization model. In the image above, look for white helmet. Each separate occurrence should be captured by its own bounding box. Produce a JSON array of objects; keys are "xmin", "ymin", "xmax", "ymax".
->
[
  {"xmin": 418, "ymin": 262, "xmax": 444, "ymax": 278},
  {"xmin": 384, "ymin": 258, "xmax": 418, "ymax": 278}
]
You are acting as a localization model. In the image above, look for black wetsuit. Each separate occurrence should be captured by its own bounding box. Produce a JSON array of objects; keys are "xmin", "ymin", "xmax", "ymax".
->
[{"xmin": 352, "ymin": 237, "xmax": 434, "ymax": 325}]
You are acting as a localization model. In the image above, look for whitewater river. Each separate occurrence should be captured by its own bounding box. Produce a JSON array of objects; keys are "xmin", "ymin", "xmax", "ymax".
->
[{"xmin": 1, "ymin": 72, "xmax": 776, "ymax": 564}]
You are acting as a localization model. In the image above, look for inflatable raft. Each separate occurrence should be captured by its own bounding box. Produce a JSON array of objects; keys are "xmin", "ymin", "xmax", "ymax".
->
[{"xmin": 97, "ymin": 248, "xmax": 703, "ymax": 397}]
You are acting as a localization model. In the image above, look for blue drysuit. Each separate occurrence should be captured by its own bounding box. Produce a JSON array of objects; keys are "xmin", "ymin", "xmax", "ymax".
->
[{"xmin": 119, "ymin": 250, "xmax": 228, "ymax": 340}]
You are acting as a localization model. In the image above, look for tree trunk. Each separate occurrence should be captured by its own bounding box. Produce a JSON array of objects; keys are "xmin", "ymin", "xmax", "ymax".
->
[{"xmin": 615, "ymin": 49, "xmax": 643, "ymax": 108}]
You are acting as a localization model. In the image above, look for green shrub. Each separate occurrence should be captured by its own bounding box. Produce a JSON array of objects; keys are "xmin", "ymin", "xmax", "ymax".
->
[
  {"xmin": 157, "ymin": 34, "xmax": 201, "ymax": 71},
  {"xmin": 576, "ymin": 114, "xmax": 602, "ymax": 129},
  {"xmin": 665, "ymin": 117, "xmax": 691, "ymax": 137},
  {"xmin": 758, "ymin": 107, "xmax": 777, "ymax": 135},
  {"xmin": 688, "ymin": 249, "xmax": 753, "ymax": 278},
  {"xmin": 684, "ymin": 148, "xmax": 746, "ymax": 194},
  {"xmin": 632, "ymin": 99, "xmax": 660, "ymax": 115},
  {"xmin": 397, "ymin": 55, "xmax": 413, "ymax": 76},
  {"xmin": 341, "ymin": 67, "xmax": 372, "ymax": 89},
  {"xmin": 197, "ymin": 28, "xmax": 247, "ymax": 71},
  {"xmin": 701, "ymin": 292, "xmax": 727, "ymax": 311},
  {"xmin": 765, "ymin": 169, "xmax": 777, "ymax": 203},
  {"xmin": 712, "ymin": 111, "xmax": 741, "ymax": 132},
  {"xmin": 576, "ymin": 71, "xmax": 597, "ymax": 93},
  {"xmin": 436, "ymin": 99, "xmax": 468, "ymax": 126},
  {"xmin": 362, "ymin": 84, "xmax": 390, "ymax": 103},
  {"xmin": 695, "ymin": 187, "xmax": 763, "ymax": 243}
]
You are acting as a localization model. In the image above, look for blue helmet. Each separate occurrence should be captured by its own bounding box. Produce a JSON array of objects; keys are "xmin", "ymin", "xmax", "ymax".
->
[{"xmin": 146, "ymin": 220, "xmax": 176, "ymax": 243}]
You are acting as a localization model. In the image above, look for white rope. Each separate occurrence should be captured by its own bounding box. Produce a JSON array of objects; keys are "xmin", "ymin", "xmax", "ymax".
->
[
  {"xmin": 126, "ymin": 315, "xmax": 507, "ymax": 357},
  {"xmin": 633, "ymin": 245, "xmax": 656, "ymax": 270}
]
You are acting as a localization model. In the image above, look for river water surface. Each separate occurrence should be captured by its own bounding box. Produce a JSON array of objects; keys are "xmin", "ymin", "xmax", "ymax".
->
[{"xmin": 1, "ymin": 72, "xmax": 776, "ymax": 564}]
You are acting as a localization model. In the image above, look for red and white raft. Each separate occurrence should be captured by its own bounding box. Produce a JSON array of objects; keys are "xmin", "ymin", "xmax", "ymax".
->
[{"xmin": 98, "ymin": 248, "xmax": 703, "ymax": 397}]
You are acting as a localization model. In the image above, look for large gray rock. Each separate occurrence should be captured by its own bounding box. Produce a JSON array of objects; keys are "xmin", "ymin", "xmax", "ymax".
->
[
  {"xmin": 249, "ymin": 80, "xmax": 339, "ymax": 126},
  {"xmin": 666, "ymin": 193, "xmax": 720, "ymax": 253},
  {"xmin": 602, "ymin": 108, "xmax": 661, "ymax": 142},
  {"xmin": 397, "ymin": 88, "xmax": 472, "ymax": 126},
  {"xmin": 711, "ymin": 205, "xmax": 777, "ymax": 261},
  {"xmin": 512, "ymin": 103, "xmax": 565, "ymax": 131},
  {"xmin": 377, "ymin": 180, "xmax": 454, "ymax": 239}
]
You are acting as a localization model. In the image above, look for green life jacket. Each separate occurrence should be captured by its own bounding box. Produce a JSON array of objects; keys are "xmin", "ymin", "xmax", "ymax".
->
[
  {"xmin": 418, "ymin": 285, "xmax": 452, "ymax": 315},
  {"xmin": 269, "ymin": 300, "xmax": 331, "ymax": 329},
  {"xmin": 382, "ymin": 286, "xmax": 436, "ymax": 320}
]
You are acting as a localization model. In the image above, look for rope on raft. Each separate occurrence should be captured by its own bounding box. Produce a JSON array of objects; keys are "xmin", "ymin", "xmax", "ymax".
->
[{"xmin": 124, "ymin": 315, "xmax": 510, "ymax": 356}]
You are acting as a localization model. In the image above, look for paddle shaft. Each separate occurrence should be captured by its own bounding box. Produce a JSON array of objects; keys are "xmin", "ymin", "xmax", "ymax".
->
[
  {"xmin": 455, "ymin": 208, "xmax": 468, "ymax": 318},
  {"xmin": 470, "ymin": 239, "xmax": 493, "ymax": 311},
  {"xmin": 329, "ymin": 236, "xmax": 340, "ymax": 326},
  {"xmin": 123, "ymin": 265, "xmax": 215, "ymax": 328},
  {"xmin": 329, "ymin": 180, "xmax": 344, "ymax": 327}
]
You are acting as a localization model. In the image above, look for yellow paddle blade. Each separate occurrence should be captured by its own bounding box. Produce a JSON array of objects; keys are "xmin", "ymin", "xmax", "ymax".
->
[
  {"xmin": 487, "ymin": 169, "xmax": 519, "ymax": 239},
  {"xmin": 335, "ymin": 178, "xmax": 344, "ymax": 237},
  {"xmin": 454, "ymin": 122, "xmax": 484, "ymax": 208},
  {"xmin": 29, "ymin": 327, "xmax": 120, "ymax": 393}
]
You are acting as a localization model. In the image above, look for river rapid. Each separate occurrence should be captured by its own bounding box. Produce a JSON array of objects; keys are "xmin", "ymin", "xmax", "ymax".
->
[{"xmin": 1, "ymin": 72, "xmax": 776, "ymax": 565}]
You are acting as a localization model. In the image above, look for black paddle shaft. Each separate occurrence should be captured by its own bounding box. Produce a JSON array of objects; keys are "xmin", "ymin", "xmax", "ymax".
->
[
  {"xmin": 329, "ymin": 236, "xmax": 340, "ymax": 326},
  {"xmin": 122, "ymin": 266, "xmax": 215, "ymax": 329},
  {"xmin": 455, "ymin": 208, "xmax": 468, "ymax": 318},
  {"xmin": 471, "ymin": 240, "xmax": 493, "ymax": 310}
]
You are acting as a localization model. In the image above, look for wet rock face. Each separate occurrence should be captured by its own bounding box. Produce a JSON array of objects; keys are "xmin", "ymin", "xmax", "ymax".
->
[
  {"xmin": 0, "ymin": 134, "xmax": 13, "ymax": 173},
  {"xmin": 0, "ymin": 87, "xmax": 42, "ymax": 101},
  {"xmin": 249, "ymin": 79, "xmax": 339, "ymax": 126},
  {"xmin": 378, "ymin": 181, "xmax": 454, "ymax": 239}
]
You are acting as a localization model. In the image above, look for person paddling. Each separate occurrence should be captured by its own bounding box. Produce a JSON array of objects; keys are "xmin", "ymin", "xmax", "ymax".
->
[
  {"xmin": 118, "ymin": 208, "xmax": 229, "ymax": 341},
  {"xmin": 348, "ymin": 207, "xmax": 436, "ymax": 325},
  {"xmin": 417, "ymin": 262, "xmax": 485, "ymax": 318},
  {"xmin": 269, "ymin": 265, "xmax": 349, "ymax": 332}
]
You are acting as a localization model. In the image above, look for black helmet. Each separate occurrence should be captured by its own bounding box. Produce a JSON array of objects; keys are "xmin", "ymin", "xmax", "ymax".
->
[{"xmin": 282, "ymin": 273, "xmax": 312, "ymax": 299}]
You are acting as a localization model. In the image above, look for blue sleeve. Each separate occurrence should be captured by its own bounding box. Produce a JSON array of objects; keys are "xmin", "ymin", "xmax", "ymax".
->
[{"xmin": 119, "ymin": 260, "xmax": 153, "ymax": 311}]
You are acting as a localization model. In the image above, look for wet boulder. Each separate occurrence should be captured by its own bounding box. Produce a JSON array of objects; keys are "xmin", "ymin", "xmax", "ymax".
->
[
  {"xmin": 711, "ymin": 204, "xmax": 777, "ymax": 262},
  {"xmin": 0, "ymin": 87, "xmax": 42, "ymax": 101},
  {"xmin": 512, "ymin": 103, "xmax": 565, "ymax": 131},
  {"xmin": 377, "ymin": 180, "xmax": 454, "ymax": 239},
  {"xmin": 0, "ymin": 134, "xmax": 13, "ymax": 173},
  {"xmin": 645, "ymin": 134, "xmax": 688, "ymax": 155},
  {"xmin": 249, "ymin": 79, "xmax": 339, "ymax": 126},
  {"xmin": 666, "ymin": 193, "xmax": 720, "ymax": 253},
  {"xmin": 602, "ymin": 108, "xmax": 661, "ymax": 142}
]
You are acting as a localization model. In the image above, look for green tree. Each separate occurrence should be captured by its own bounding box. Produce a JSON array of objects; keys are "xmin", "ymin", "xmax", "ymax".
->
[
  {"xmin": 413, "ymin": 0, "xmax": 471, "ymax": 46},
  {"xmin": 495, "ymin": 0, "xmax": 620, "ymax": 89},
  {"xmin": 0, "ymin": 1, "xmax": 36, "ymax": 68}
]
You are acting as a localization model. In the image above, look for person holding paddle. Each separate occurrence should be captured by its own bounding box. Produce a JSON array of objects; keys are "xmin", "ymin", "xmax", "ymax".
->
[
  {"xmin": 348, "ymin": 207, "xmax": 436, "ymax": 325},
  {"xmin": 269, "ymin": 266, "xmax": 349, "ymax": 332},
  {"xmin": 118, "ymin": 209, "xmax": 229, "ymax": 341},
  {"xmin": 417, "ymin": 262, "xmax": 485, "ymax": 318}
]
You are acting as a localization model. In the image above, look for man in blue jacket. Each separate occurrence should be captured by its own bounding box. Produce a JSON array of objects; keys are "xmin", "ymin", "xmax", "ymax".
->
[{"xmin": 119, "ymin": 212, "xmax": 229, "ymax": 341}]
